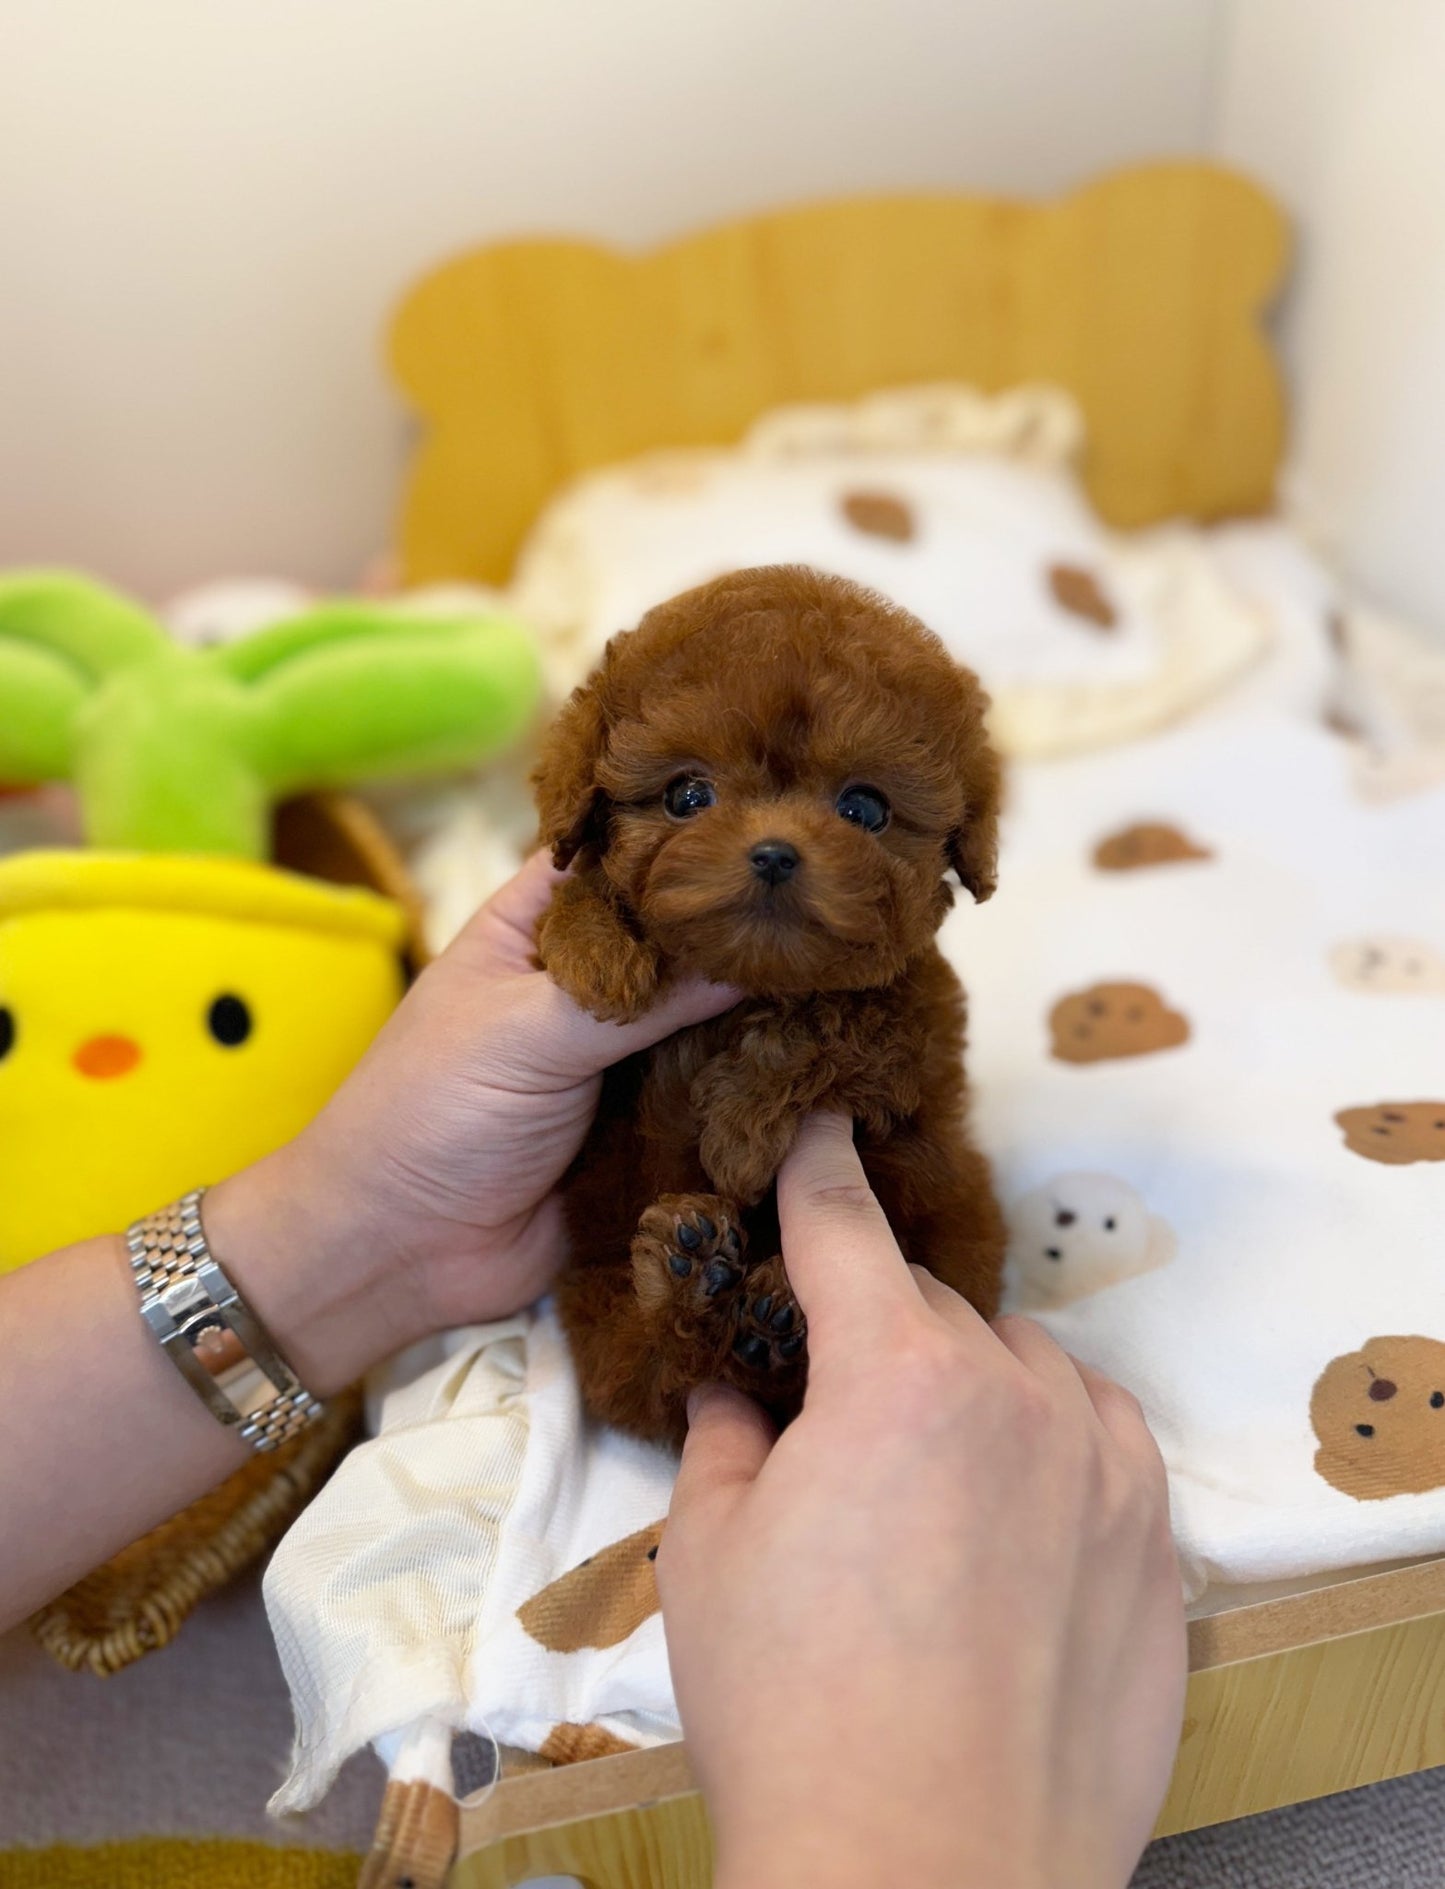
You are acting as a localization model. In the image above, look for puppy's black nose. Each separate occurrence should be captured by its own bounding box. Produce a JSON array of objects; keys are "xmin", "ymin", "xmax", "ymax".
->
[{"xmin": 750, "ymin": 840, "xmax": 799, "ymax": 886}]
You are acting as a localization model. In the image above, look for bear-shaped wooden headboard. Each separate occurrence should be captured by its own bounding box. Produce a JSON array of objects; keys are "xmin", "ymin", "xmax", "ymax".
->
[{"xmin": 389, "ymin": 161, "xmax": 1289, "ymax": 587}]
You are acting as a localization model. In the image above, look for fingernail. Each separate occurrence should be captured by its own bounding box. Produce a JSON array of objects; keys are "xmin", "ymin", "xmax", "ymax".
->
[{"xmin": 686, "ymin": 1384, "xmax": 718, "ymax": 1425}]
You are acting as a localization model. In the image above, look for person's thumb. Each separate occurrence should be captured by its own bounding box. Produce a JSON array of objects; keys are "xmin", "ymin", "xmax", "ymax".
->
[
  {"xmin": 502, "ymin": 971, "xmax": 740, "ymax": 1089},
  {"xmin": 667, "ymin": 1384, "xmax": 775, "ymax": 1537}
]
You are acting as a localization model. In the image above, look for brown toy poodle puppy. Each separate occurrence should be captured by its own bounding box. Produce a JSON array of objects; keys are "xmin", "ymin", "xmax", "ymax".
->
[{"xmin": 534, "ymin": 565, "xmax": 1006, "ymax": 1446}]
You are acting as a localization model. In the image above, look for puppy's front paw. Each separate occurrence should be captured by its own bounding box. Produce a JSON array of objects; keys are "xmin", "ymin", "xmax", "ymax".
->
[
  {"xmin": 728, "ymin": 1254, "xmax": 807, "ymax": 1379},
  {"xmin": 633, "ymin": 1194, "xmax": 746, "ymax": 1319},
  {"xmin": 536, "ymin": 884, "xmax": 661, "ymax": 1023}
]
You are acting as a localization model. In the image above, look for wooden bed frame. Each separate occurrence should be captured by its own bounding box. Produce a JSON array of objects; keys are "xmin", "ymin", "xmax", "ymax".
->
[{"xmin": 384, "ymin": 163, "xmax": 1445, "ymax": 1885}]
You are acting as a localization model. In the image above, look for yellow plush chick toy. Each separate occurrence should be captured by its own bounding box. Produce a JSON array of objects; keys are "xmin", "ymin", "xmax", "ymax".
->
[
  {"xmin": 0, "ymin": 573, "xmax": 540, "ymax": 1271},
  {"xmin": 0, "ymin": 854, "xmax": 405, "ymax": 1267}
]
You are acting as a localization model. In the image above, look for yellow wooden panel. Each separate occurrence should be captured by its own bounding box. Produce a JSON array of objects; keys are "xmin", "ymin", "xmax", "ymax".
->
[
  {"xmin": 391, "ymin": 163, "xmax": 1289, "ymax": 587},
  {"xmin": 453, "ymin": 1794, "xmax": 712, "ymax": 1889},
  {"xmin": 451, "ymin": 1598, "xmax": 1445, "ymax": 1884},
  {"xmin": 1158, "ymin": 1605, "xmax": 1445, "ymax": 1836}
]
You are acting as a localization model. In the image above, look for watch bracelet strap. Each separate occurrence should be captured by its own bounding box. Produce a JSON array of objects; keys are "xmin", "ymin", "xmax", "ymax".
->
[{"xmin": 126, "ymin": 1188, "xmax": 324, "ymax": 1453}]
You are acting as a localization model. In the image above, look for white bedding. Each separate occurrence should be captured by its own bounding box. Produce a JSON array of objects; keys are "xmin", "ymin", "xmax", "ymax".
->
[
  {"xmin": 965, "ymin": 710, "xmax": 1445, "ymax": 1595},
  {"xmin": 266, "ymin": 702, "xmax": 1445, "ymax": 1804}
]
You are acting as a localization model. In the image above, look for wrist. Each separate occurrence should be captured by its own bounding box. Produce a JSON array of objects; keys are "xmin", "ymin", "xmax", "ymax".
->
[
  {"xmin": 713, "ymin": 1805, "xmax": 1055, "ymax": 1889},
  {"xmin": 202, "ymin": 1138, "xmax": 431, "ymax": 1395}
]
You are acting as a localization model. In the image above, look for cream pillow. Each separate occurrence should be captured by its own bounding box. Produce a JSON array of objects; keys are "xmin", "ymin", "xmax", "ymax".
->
[{"xmin": 508, "ymin": 384, "xmax": 1270, "ymax": 759}]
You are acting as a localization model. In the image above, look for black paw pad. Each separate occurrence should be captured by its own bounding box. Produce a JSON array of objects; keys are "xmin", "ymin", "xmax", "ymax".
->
[
  {"xmin": 704, "ymin": 1259, "xmax": 742, "ymax": 1298},
  {"xmin": 667, "ymin": 1252, "xmax": 692, "ymax": 1278},
  {"xmin": 732, "ymin": 1331, "xmax": 771, "ymax": 1368}
]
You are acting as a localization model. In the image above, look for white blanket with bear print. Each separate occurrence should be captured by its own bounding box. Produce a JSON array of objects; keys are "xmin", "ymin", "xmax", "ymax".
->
[
  {"xmin": 266, "ymin": 702, "xmax": 1445, "ymax": 1801},
  {"xmin": 963, "ymin": 706, "xmax": 1445, "ymax": 1598}
]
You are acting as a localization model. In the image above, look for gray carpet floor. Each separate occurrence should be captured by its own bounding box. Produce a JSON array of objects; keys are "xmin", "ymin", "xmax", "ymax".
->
[{"xmin": 2, "ymin": 1569, "xmax": 1442, "ymax": 1884}]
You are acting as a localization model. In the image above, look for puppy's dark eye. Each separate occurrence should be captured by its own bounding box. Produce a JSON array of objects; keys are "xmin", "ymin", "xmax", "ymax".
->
[
  {"xmin": 663, "ymin": 775, "xmax": 717, "ymax": 819},
  {"xmin": 0, "ymin": 1006, "xmax": 13, "ymax": 1061},
  {"xmin": 836, "ymin": 785, "xmax": 890, "ymax": 833},
  {"xmin": 207, "ymin": 994, "xmax": 253, "ymax": 1047}
]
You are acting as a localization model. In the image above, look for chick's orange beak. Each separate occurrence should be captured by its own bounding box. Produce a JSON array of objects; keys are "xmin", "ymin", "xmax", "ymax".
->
[{"xmin": 73, "ymin": 1035, "xmax": 143, "ymax": 1080}]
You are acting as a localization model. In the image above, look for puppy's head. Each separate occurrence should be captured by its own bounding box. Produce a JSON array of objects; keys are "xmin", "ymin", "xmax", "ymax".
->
[{"xmin": 534, "ymin": 566, "xmax": 1000, "ymax": 993}]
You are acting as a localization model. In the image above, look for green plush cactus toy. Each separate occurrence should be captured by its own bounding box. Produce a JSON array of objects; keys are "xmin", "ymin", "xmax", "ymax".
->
[{"xmin": 0, "ymin": 571, "xmax": 541, "ymax": 857}]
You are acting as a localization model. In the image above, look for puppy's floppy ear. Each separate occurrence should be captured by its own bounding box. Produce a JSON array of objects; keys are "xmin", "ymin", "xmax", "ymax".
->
[
  {"xmin": 533, "ymin": 680, "xmax": 611, "ymax": 869},
  {"xmin": 946, "ymin": 689, "xmax": 1003, "ymax": 904},
  {"xmin": 948, "ymin": 808, "xmax": 998, "ymax": 903}
]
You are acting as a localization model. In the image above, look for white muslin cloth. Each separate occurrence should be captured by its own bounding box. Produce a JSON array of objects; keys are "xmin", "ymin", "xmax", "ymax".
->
[{"xmin": 264, "ymin": 1306, "xmax": 678, "ymax": 1813}]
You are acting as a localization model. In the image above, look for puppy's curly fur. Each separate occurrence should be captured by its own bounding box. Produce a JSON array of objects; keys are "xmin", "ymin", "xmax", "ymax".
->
[{"xmin": 534, "ymin": 566, "xmax": 1006, "ymax": 1445}]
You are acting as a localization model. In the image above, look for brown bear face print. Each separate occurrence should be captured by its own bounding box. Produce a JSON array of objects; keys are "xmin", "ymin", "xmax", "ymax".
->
[
  {"xmin": 1092, "ymin": 822, "xmax": 1213, "ymax": 872},
  {"xmin": 516, "ymin": 1520, "xmax": 664, "ymax": 1654},
  {"xmin": 1311, "ymin": 1336, "xmax": 1445, "ymax": 1500},
  {"xmin": 838, "ymin": 489, "xmax": 917, "ymax": 542},
  {"xmin": 1335, "ymin": 1103, "xmax": 1445, "ymax": 1166},
  {"xmin": 1046, "ymin": 561, "xmax": 1118, "ymax": 629},
  {"xmin": 1048, "ymin": 982, "xmax": 1191, "ymax": 1065}
]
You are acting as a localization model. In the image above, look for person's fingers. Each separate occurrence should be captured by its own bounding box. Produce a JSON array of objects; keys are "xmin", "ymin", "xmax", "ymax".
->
[
  {"xmin": 507, "ymin": 971, "xmax": 741, "ymax": 1088},
  {"xmin": 776, "ymin": 1116, "xmax": 927, "ymax": 1349},
  {"xmin": 595, "ymin": 975, "xmax": 743, "ymax": 1060},
  {"xmin": 484, "ymin": 848, "xmax": 564, "ymax": 938},
  {"xmin": 454, "ymin": 850, "xmax": 563, "ymax": 976},
  {"xmin": 992, "ymin": 1313, "xmax": 1098, "ymax": 1412},
  {"xmin": 907, "ymin": 1263, "xmax": 959, "ymax": 1316},
  {"xmin": 1072, "ymin": 1357, "xmax": 1165, "ymax": 1477},
  {"xmin": 667, "ymin": 1385, "xmax": 775, "ymax": 1537}
]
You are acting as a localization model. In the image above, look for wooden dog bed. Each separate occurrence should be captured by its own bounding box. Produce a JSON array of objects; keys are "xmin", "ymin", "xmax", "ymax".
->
[{"xmin": 381, "ymin": 162, "xmax": 1445, "ymax": 1881}]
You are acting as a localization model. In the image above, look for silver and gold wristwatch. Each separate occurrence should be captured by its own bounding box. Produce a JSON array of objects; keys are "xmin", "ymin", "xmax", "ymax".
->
[{"xmin": 126, "ymin": 1188, "xmax": 323, "ymax": 1452}]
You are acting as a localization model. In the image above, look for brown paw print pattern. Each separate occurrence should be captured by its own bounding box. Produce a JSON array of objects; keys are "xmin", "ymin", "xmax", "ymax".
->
[
  {"xmin": 1048, "ymin": 982, "xmax": 1190, "ymax": 1065},
  {"xmin": 839, "ymin": 489, "xmax": 916, "ymax": 542},
  {"xmin": 516, "ymin": 1519, "xmax": 664, "ymax": 1653},
  {"xmin": 1092, "ymin": 821, "xmax": 1213, "ymax": 872},
  {"xmin": 1046, "ymin": 561, "xmax": 1118, "ymax": 630},
  {"xmin": 1334, "ymin": 1102, "xmax": 1445, "ymax": 1166},
  {"xmin": 1311, "ymin": 1336, "xmax": 1445, "ymax": 1500}
]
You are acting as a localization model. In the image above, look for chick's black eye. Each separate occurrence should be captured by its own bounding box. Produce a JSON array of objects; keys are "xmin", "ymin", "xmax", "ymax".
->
[
  {"xmin": 207, "ymin": 994, "xmax": 252, "ymax": 1047},
  {"xmin": 836, "ymin": 785, "xmax": 890, "ymax": 832},
  {"xmin": 0, "ymin": 1006, "xmax": 13, "ymax": 1061},
  {"xmin": 664, "ymin": 775, "xmax": 717, "ymax": 819}
]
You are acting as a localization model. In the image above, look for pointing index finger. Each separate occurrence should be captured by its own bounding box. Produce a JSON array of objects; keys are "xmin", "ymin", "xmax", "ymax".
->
[{"xmin": 776, "ymin": 1114, "xmax": 920, "ymax": 1346}]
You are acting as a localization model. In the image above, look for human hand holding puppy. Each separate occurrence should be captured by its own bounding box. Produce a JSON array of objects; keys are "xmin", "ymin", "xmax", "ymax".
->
[
  {"xmin": 0, "ymin": 852, "xmax": 738, "ymax": 1626},
  {"xmin": 3, "ymin": 851, "xmax": 1185, "ymax": 1889},
  {"xmin": 660, "ymin": 1113, "xmax": 1188, "ymax": 1889}
]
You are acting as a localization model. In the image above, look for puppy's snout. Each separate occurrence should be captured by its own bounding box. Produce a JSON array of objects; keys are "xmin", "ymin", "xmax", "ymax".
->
[{"xmin": 750, "ymin": 839, "xmax": 800, "ymax": 886}]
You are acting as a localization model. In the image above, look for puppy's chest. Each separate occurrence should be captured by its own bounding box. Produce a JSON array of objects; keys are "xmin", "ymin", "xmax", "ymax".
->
[{"xmin": 637, "ymin": 985, "xmax": 927, "ymax": 1142}]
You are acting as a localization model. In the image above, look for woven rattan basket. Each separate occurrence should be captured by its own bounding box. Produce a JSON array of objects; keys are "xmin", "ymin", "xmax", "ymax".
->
[
  {"xmin": 30, "ymin": 1392, "xmax": 364, "ymax": 1675},
  {"xmin": 27, "ymin": 792, "xmax": 427, "ymax": 1676}
]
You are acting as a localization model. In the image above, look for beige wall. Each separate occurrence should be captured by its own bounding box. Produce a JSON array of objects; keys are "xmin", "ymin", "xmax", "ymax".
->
[
  {"xmin": 0, "ymin": 0, "xmax": 1217, "ymax": 599},
  {"xmin": 1215, "ymin": 0, "xmax": 1445, "ymax": 640}
]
